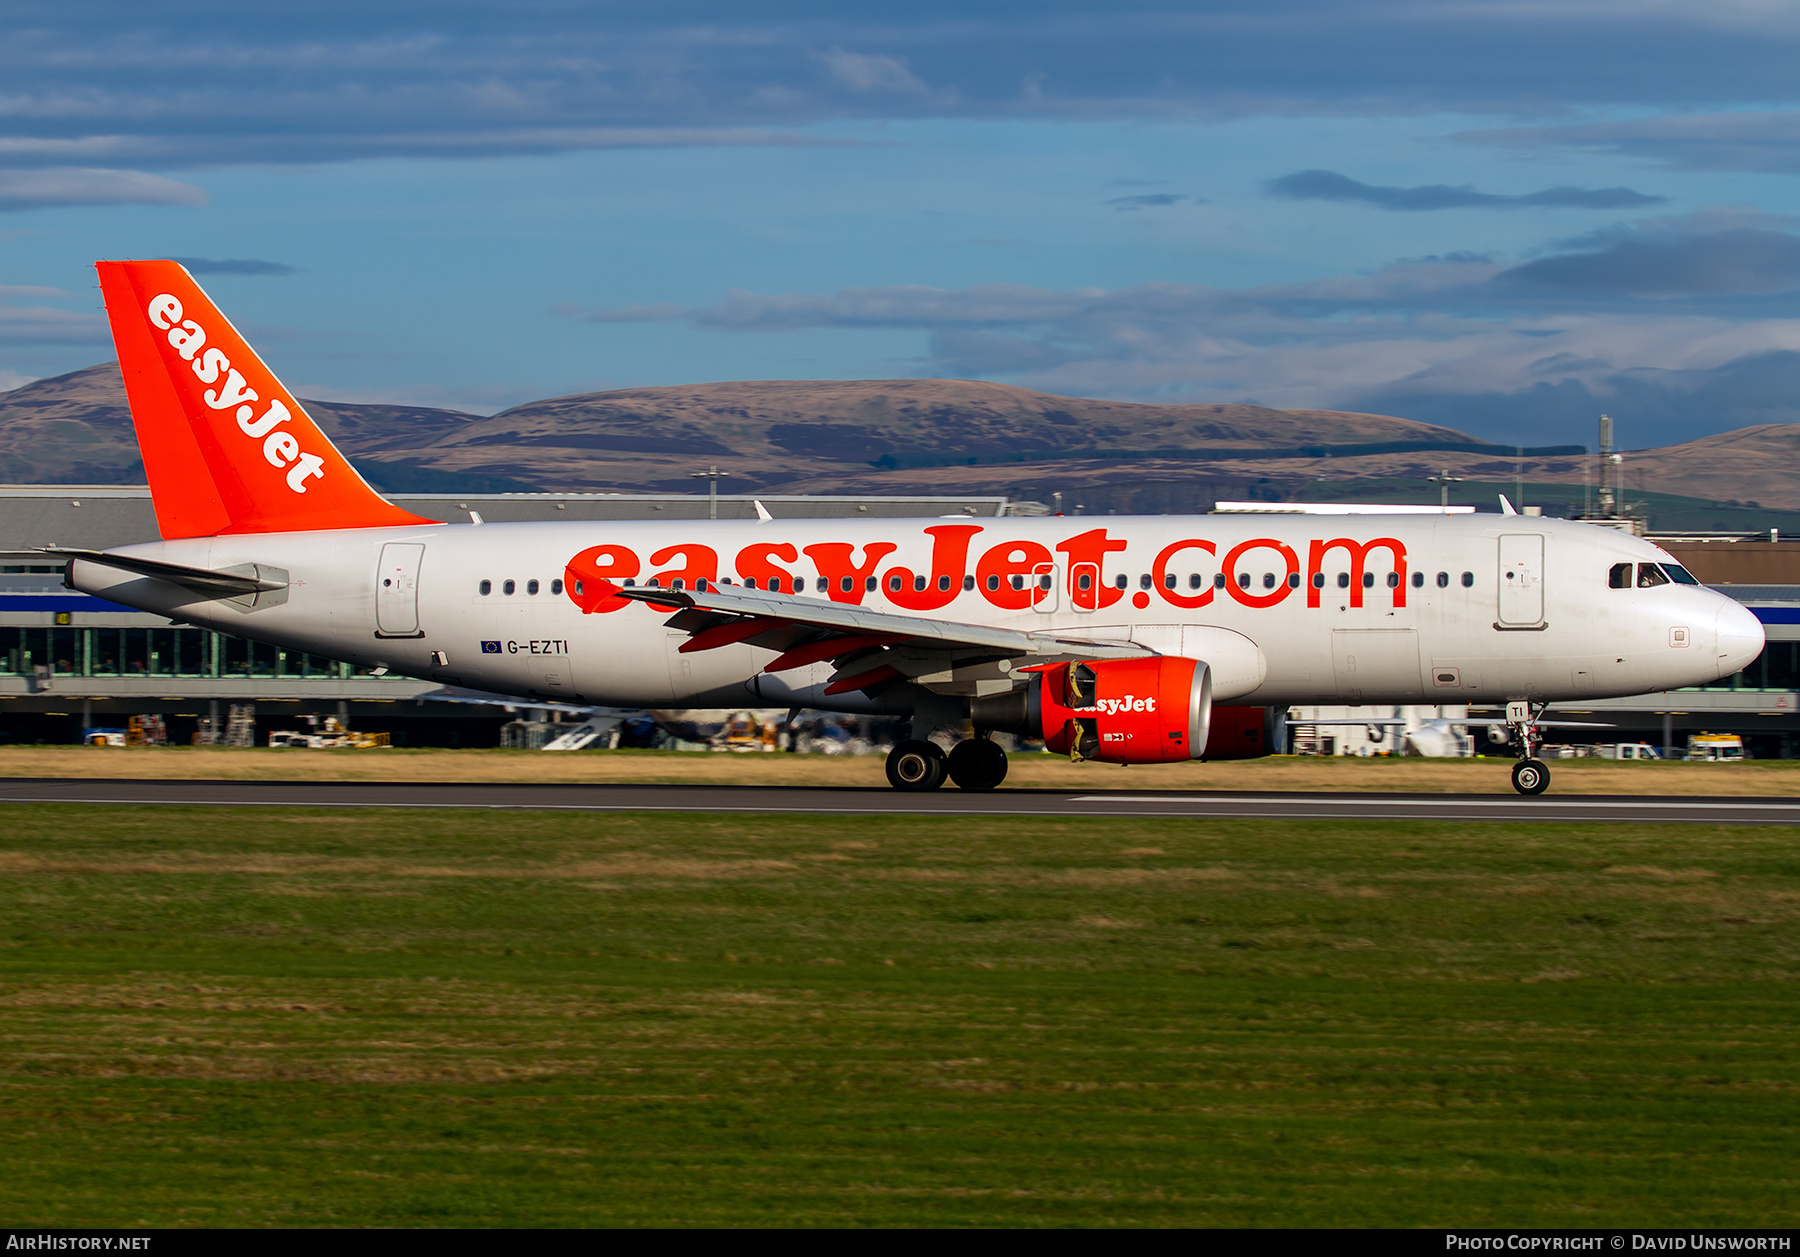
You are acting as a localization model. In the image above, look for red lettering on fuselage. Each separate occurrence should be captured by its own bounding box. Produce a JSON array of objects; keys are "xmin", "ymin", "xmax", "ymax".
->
[
  {"xmin": 884, "ymin": 525, "xmax": 982, "ymax": 611},
  {"xmin": 802, "ymin": 541, "xmax": 897, "ymax": 604},
  {"xmin": 561, "ymin": 527, "xmax": 1410, "ymax": 616},
  {"xmin": 1307, "ymin": 537, "xmax": 1408, "ymax": 608}
]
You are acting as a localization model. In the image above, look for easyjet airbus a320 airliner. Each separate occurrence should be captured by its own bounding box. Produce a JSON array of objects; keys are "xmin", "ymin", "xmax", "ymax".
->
[{"xmin": 59, "ymin": 261, "xmax": 1764, "ymax": 794}]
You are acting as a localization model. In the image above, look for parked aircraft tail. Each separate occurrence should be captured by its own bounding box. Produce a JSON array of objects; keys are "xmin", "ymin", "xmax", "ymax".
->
[{"xmin": 95, "ymin": 259, "xmax": 437, "ymax": 538}]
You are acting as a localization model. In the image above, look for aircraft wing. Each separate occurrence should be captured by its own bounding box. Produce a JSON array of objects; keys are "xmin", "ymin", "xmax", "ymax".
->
[{"xmin": 599, "ymin": 580, "xmax": 1146, "ymax": 696}]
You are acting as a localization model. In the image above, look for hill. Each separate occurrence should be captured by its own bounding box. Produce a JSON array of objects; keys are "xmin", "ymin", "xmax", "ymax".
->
[
  {"xmin": 0, "ymin": 364, "xmax": 534, "ymax": 493},
  {"xmin": 4, "ymin": 364, "xmax": 1798, "ymax": 518}
]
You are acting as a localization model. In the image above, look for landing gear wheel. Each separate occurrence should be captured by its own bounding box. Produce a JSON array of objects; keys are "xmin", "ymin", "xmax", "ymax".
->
[
  {"xmin": 886, "ymin": 739, "xmax": 947, "ymax": 791},
  {"xmin": 1511, "ymin": 758, "xmax": 1550, "ymax": 796},
  {"xmin": 947, "ymin": 738, "xmax": 1009, "ymax": 791}
]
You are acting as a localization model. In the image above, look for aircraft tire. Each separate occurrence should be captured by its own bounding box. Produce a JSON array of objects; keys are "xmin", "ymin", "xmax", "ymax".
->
[
  {"xmin": 947, "ymin": 738, "xmax": 1008, "ymax": 791},
  {"xmin": 1511, "ymin": 758, "xmax": 1550, "ymax": 796},
  {"xmin": 886, "ymin": 739, "xmax": 947, "ymax": 791}
]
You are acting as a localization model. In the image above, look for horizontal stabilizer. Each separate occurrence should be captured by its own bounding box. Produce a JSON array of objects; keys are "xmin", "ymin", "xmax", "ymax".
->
[{"xmin": 46, "ymin": 547, "xmax": 287, "ymax": 599}]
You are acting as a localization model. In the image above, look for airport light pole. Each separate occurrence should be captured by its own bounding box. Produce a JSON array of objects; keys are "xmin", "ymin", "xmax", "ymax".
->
[
  {"xmin": 691, "ymin": 466, "xmax": 728, "ymax": 520},
  {"xmin": 1428, "ymin": 469, "xmax": 1464, "ymax": 511}
]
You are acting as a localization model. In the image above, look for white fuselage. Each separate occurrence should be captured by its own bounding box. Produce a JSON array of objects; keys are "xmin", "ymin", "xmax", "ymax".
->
[{"xmin": 68, "ymin": 514, "xmax": 1764, "ymax": 713}]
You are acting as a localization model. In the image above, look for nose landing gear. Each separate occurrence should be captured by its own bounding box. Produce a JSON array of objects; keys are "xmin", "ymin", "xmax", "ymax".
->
[
  {"xmin": 1503, "ymin": 699, "xmax": 1551, "ymax": 796},
  {"xmin": 1511, "ymin": 758, "xmax": 1550, "ymax": 795},
  {"xmin": 884, "ymin": 736, "xmax": 1010, "ymax": 791}
]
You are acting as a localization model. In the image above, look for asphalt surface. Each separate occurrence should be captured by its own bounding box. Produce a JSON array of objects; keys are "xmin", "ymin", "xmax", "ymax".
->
[{"xmin": 1, "ymin": 777, "xmax": 1797, "ymax": 824}]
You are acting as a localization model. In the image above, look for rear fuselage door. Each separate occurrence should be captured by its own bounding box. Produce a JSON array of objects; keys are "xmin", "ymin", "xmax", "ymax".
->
[
  {"xmin": 375, "ymin": 542, "xmax": 425, "ymax": 638},
  {"xmin": 1497, "ymin": 533, "xmax": 1545, "ymax": 626}
]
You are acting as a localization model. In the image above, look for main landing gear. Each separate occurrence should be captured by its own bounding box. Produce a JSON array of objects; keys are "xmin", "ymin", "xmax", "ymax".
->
[
  {"xmin": 885, "ymin": 736, "xmax": 1009, "ymax": 792},
  {"xmin": 1504, "ymin": 699, "xmax": 1551, "ymax": 796}
]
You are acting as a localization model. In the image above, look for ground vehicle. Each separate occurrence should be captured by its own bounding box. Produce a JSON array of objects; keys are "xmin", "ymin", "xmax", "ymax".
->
[
  {"xmin": 1686, "ymin": 733, "xmax": 1744, "ymax": 762},
  {"xmin": 1602, "ymin": 742, "xmax": 1662, "ymax": 760},
  {"xmin": 63, "ymin": 260, "xmax": 1766, "ymax": 795}
]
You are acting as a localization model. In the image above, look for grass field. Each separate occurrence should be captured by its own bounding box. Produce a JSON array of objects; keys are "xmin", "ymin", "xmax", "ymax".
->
[
  {"xmin": 3, "ymin": 744, "xmax": 1798, "ymax": 795},
  {"xmin": 2, "ymin": 804, "xmax": 1797, "ymax": 1227}
]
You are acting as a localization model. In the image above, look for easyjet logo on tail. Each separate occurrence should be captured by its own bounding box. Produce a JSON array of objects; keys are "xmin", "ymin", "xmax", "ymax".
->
[{"xmin": 146, "ymin": 294, "xmax": 325, "ymax": 495}]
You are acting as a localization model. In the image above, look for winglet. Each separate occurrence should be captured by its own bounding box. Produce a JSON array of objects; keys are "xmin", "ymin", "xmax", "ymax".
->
[
  {"xmin": 1498, "ymin": 494, "xmax": 1519, "ymax": 516},
  {"xmin": 753, "ymin": 499, "xmax": 773, "ymax": 522},
  {"xmin": 95, "ymin": 260, "xmax": 439, "ymax": 538}
]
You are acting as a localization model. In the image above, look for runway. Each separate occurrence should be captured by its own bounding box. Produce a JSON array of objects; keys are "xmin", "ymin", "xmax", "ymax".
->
[{"xmin": 1, "ymin": 777, "xmax": 1798, "ymax": 824}]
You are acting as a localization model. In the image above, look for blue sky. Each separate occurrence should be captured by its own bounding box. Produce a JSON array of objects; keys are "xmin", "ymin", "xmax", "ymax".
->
[{"xmin": 9, "ymin": 1, "xmax": 1800, "ymax": 447}]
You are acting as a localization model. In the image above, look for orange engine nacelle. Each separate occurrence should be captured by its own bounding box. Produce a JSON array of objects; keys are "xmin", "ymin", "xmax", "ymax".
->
[{"xmin": 972, "ymin": 656, "xmax": 1213, "ymax": 764}]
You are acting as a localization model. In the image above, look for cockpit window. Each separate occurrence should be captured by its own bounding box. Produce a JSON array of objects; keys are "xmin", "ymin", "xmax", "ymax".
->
[
  {"xmin": 1661, "ymin": 563, "xmax": 1701, "ymax": 586},
  {"xmin": 1608, "ymin": 562, "xmax": 1631, "ymax": 589},
  {"xmin": 1636, "ymin": 562, "xmax": 1669, "ymax": 588}
]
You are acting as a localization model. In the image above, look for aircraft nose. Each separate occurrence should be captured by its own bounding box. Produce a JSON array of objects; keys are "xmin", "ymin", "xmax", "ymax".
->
[{"xmin": 1715, "ymin": 599, "xmax": 1765, "ymax": 679}]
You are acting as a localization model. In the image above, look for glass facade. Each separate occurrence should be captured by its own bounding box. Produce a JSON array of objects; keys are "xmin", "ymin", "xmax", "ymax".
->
[{"xmin": 0, "ymin": 627, "xmax": 368, "ymax": 680}]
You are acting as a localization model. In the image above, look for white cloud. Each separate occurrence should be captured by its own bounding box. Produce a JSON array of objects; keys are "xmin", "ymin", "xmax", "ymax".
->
[
  {"xmin": 0, "ymin": 167, "xmax": 206, "ymax": 212},
  {"xmin": 822, "ymin": 49, "xmax": 930, "ymax": 95}
]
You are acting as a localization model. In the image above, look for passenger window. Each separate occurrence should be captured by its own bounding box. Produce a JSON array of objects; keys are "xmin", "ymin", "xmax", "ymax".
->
[
  {"xmin": 1336, "ymin": 572, "xmax": 1350, "ymax": 589},
  {"xmin": 962, "ymin": 575, "xmax": 975, "ymax": 591},
  {"xmin": 502, "ymin": 579, "xmax": 516, "ymax": 595},
  {"xmin": 870, "ymin": 576, "xmax": 880, "ymax": 592},
  {"xmin": 1312, "ymin": 573, "xmax": 1326, "ymax": 588},
  {"xmin": 1011, "ymin": 574, "xmax": 1025, "ymax": 590},
  {"xmin": 938, "ymin": 575, "xmax": 951, "ymax": 591},
  {"xmin": 1436, "ymin": 571, "xmax": 1449, "ymax": 588},
  {"xmin": 817, "ymin": 577, "xmax": 829, "ymax": 593},
  {"xmin": 841, "ymin": 576, "xmax": 854, "ymax": 592},
  {"xmin": 551, "ymin": 579, "xmax": 564, "ymax": 595},
  {"xmin": 1287, "ymin": 573, "xmax": 1300, "ymax": 589},
  {"xmin": 526, "ymin": 578, "xmax": 540, "ymax": 595},
  {"xmin": 1411, "ymin": 571, "xmax": 1424, "ymax": 588},
  {"xmin": 913, "ymin": 575, "xmax": 927, "ymax": 592},
  {"xmin": 1362, "ymin": 572, "xmax": 1375, "ymax": 588},
  {"xmin": 1238, "ymin": 572, "xmax": 1251, "ymax": 589},
  {"xmin": 1139, "ymin": 573, "xmax": 1153, "ymax": 590},
  {"xmin": 1386, "ymin": 572, "xmax": 1399, "ymax": 588},
  {"xmin": 1609, "ymin": 563, "xmax": 1632, "ymax": 589},
  {"xmin": 1115, "ymin": 574, "xmax": 1128, "ymax": 589},
  {"xmin": 1262, "ymin": 572, "xmax": 1276, "ymax": 589},
  {"xmin": 1637, "ymin": 563, "xmax": 1669, "ymax": 588},
  {"xmin": 986, "ymin": 574, "xmax": 1000, "ymax": 591},
  {"xmin": 478, "ymin": 580, "xmax": 491, "ymax": 596},
  {"xmin": 1662, "ymin": 564, "xmax": 1701, "ymax": 586},
  {"xmin": 1213, "ymin": 574, "xmax": 1227, "ymax": 589},
  {"xmin": 888, "ymin": 575, "xmax": 903, "ymax": 592},
  {"xmin": 1460, "ymin": 571, "xmax": 1474, "ymax": 587},
  {"xmin": 744, "ymin": 577, "xmax": 758, "ymax": 590},
  {"xmin": 1081, "ymin": 573, "xmax": 1096, "ymax": 591},
  {"xmin": 1187, "ymin": 574, "xmax": 1201, "ymax": 590},
  {"xmin": 1164, "ymin": 573, "xmax": 1176, "ymax": 590}
]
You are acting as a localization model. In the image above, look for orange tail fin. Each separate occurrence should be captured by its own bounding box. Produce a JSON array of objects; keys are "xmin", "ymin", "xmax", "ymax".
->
[{"xmin": 95, "ymin": 260, "xmax": 438, "ymax": 538}]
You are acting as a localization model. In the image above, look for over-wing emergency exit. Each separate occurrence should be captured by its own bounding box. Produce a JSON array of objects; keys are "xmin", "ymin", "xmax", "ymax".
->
[{"xmin": 62, "ymin": 261, "xmax": 1765, "ymax": 794}]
